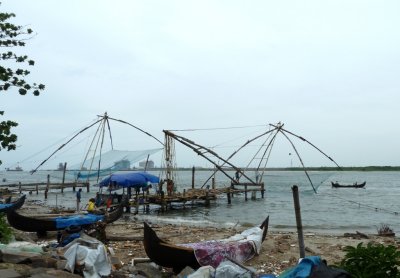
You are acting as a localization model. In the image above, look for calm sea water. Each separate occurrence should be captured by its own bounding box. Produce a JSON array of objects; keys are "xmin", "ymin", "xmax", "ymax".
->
[{"xmin": 1, "ymin": 170, "xmax": 399, "ymax": 235}]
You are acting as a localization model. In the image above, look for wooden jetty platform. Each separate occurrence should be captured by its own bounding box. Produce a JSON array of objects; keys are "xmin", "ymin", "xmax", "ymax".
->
[
  {"xmin": 1, "ymin": 168, "xmax": 266, "ymax": 214},
  {"xmin": 97, "ymin": 181, "xmax": 265, "ymax": 215},
  {"xmin": 1, "ymin": 174, "xmax": 90, "ymax": 196}
]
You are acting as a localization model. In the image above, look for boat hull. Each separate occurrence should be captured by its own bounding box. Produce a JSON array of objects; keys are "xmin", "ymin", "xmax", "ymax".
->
[
  {"xmin": 0, "ymin": 195, "xmax": 26, "ymax": 213},
  {"xmin": 143, "ymin": 216, "xmax": 269, "ymax": 273},
  {"xmin": 6, "ymin": 202, "xmax": 124, "ymax": 233},
  {"xmin": 331, "ymin": 181, "xmax": 366, "ymax": 188}
]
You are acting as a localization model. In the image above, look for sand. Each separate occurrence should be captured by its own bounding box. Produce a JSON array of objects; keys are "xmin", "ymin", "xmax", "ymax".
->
[{"xmin": 104, "ymin": 218, "xmax": 399, "ymax": 276}]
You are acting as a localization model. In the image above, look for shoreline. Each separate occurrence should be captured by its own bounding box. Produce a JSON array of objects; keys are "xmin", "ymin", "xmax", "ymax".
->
[
  {"xmin": 105, "ymin": 218, "xmax": 399, "ymax": 275},
  {"xmin": 8, "ymin": 200, "xmax": 400, "ymax": 276}
]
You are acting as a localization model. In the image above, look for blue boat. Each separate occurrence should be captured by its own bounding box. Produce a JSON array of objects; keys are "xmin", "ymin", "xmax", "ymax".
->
[
  {"xmin": 6, "ymin": 200, "xmax": 124, "ymax": 233},
  {"xmin": 0, "ymin": 195, "xmax": 26, "ymax": 213}
]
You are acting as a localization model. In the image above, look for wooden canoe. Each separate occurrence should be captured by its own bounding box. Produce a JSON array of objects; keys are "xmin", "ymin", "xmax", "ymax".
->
[
  {"xmin": 6, "ymin": 201, "xmax": 124, "ymax": 233},
  {"xmin": 331, "ymin": 181, "xmax": 366, "ymax": 188},
  {"xmin": 143, "ymin": 216, "xmax": 269, "ymax": 273},
  {"xmin": 0, "ymin": 194, "xmax": 26, "ymax": 213}
]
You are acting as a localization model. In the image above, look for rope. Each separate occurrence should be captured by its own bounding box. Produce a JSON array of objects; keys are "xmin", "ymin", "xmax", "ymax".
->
[
  {"xmin": 273, "ymin": 124, "xmax": 342, "ymax": 169},
  {"xmin": 107, "ymin": 116, "xmax": 164, "ymax": 146},
  {"xmin": 31, "ymin": 118, "xmax": 104, "ymax": 174},
  {"xmin": 324, "ymin": 192, "xmax": 400, "ymax": 216},
  {"xmin": 78, "ymin": 119, "xmax": 103, "ymax": 179},
  {"xmin": 168, "ymin": 124, "xmax": 268, "ymax": 132},
  {"xmin": 279, "ymin": 129, "xmax": 317, "ymax": 193},
  {"xmin": 164, "ymin": 130, "xmax": 253, "ymax": 186},
  {"xmin": 15, "ymin": 119, "xmax": 100, "ymax": 167},
  {"xmin": 254, "ymin": 129, "xmax": 279, "ymax": 172},
  {"xmin": 256, "ymin": 135, "xmax": 278, "ymax": 181},
  {"xmin": 245, "ymin": 130, "xmax": 275, "ymax": 169},
  {"xmin": 105, "ymin": 115, "xmax": 114, "ymax": 150},
  {"xmin": 199, "ymin": 127, "xmax": 280, "ymax": 188}
]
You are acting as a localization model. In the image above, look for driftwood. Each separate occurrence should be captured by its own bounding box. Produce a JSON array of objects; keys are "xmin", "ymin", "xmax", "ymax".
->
[
  {"xmin": 107, "ymin": 235, "xmax": 143, "ymax": 241},
  {"xmin": 132, "ymin": 258, "xmax": 151, "ymax": 265},
  {"xmin": 305, "ymin": 246, "xmax": 317, "ymax": 255},
  {"xmin": 343, "ymin": 231, "xmax": 369, "ymax": 239}
]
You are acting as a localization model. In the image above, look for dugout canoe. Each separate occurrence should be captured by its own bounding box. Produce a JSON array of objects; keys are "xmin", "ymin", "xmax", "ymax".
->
[
  {"xmin": 0, "ymin": 194, "xmax": 26, "ymax": 213},
  {"xmin": 143, "ymin": 215, "xmax": 269, "ymax": 273},
  {"xmin": 331, "ymin": 181, "xmax": 366, "ymax": 188},
  {"xmin": 6, "ymin": 202, "xmax": 124, "ymax": 233}
]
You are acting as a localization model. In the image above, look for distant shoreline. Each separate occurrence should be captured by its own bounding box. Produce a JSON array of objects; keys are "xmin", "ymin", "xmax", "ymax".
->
[
  {"xmin": 161, "ymin": 166, "xmax": 400, "ymax": 171},
  {"xmin": 36, "ymin": 166, "xmax": 400, "ymax": 172}
]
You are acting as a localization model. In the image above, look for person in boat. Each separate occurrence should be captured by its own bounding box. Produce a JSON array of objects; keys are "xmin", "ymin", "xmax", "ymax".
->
[
  {"xmin": 106, "ymin": 196, "xmax": 112, "ymax": 211},
  {"xmin": 76, "ymin": 188, "xmax": 82, "ymax": 211},
  {"xmin": 95, "ymin": 192, "xmax": 103, "ymax": 207},
  {"xmin": 86, "ymin": 198, "xmax": 96, "ymax": 212}
]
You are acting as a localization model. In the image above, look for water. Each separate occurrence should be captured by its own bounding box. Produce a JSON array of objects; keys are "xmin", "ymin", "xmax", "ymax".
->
[{"xmin": 1, "ymin": 170, "xmax": 399, "ymax": 235}]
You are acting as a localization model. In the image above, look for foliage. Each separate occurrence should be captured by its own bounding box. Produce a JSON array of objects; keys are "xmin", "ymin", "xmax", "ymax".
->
[
  {"xmin": 0, "ymin": 111, "xmax": 18, "ymax": 165},
  {"xmin": 336, "ymin": 242, "xmax": 400, "ymax": 278},
  {"xmin": 0, "ymin": 212, "xmax": 13, "ymax": 243},
  {"xmin": 0, "ymin": 3, "xmax": 45, "ymax": 95},
  {"xmin": 0, "ymin": 3, "xmax": 44, "ymax": 165},
  {"xmin": 377, "ymin": 223, "xmax": 394, "ymax": 235}
]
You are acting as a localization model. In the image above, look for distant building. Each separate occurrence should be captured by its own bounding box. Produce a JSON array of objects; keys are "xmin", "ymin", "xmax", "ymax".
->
[
  {"xmin": 139, "ymin": 160, "xmax": 154, "ymax": 169},
  {"xmin": 57, "ymin": 163, "xmax": 65, "ymax": 170}
]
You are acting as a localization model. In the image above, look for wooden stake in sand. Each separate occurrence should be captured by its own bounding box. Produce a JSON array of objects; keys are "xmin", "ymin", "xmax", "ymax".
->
[{"xmin": 292, "ymin": 185, "xmax": 305, "ymax": 258}]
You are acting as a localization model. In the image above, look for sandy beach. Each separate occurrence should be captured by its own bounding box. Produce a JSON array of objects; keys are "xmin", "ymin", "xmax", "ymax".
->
[
  {"xmin": 9, "ymin": 200, "xmax": 399, "ymax": 277},
  {"xmin": 103, "ymin": 219, "xmax": 399, "ymax": 276}
]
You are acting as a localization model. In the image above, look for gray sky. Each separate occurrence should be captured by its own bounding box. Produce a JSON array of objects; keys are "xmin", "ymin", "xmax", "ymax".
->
[{"xmin": 1, "ymin": 0, "xmax": 400, "ymax": 170}]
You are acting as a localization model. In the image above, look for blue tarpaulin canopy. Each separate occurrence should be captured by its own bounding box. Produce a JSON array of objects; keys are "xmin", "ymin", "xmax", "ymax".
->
[
  {"xmin": 55, "ymin": 214, "xmax": 104, "ymax": 229},
  {"xmin": 99, "ymin": 172, "xmax": 160, "ymax": 189}
]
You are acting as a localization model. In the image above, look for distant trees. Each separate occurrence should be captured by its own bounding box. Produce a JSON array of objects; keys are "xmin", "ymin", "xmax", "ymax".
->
[{"xmin": 0, "ymin": 3, "xmax": 45, "ymax": 165}]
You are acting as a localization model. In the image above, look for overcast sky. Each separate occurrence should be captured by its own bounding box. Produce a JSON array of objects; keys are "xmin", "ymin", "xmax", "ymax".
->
[{"xmin": 1, "ymin": 0, "xmax": 400, "ymax": 170}]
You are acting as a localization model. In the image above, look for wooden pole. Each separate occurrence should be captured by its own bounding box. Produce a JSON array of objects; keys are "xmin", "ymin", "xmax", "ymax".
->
[
  {"xmin": 144, "ymin": 154, "xmax": 150, "ymax": 171},
  {"xmin": 61, "ymin": 162, "xmax": 67, "ymax": 193},
  {"xmin": 205, "ymin": 189, "xmax": 210, "ymax": 206},
  {"xmin": 227, "ymin": 188, "xmax": 231, "ymax": 204},
  {"xmin": 44, "ymin": 175, "xmax": 50, "ymax": 199},
  {"xmin": 19, "ymin": 182, "xmax": 21, "ymax": 194},
  {"xmin": 126, "ymin": 187, "xmax": 132, "ymax": 213},
  {"xmin": 191, "ymin": 166, "xmax": 195, "ymax": 189},
  {"xmin": 245, "ymin": 185, "xmax": 248, "ymax": 201},
  {"xmin": 261, "ymin": 182, "xmax": 265, "ymax": 198},
  {"xmin": 135, "ymin": 196, "xmax": 139, "ymax": 214},
  {"xmin": 292, "ymin": 185, "xmax": 305, "ymax": 258},
  {"xmin": 212, "ymin": 177, "xmax": 215, "ymax": 189}
]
